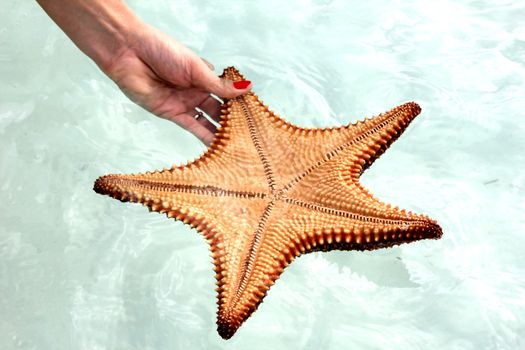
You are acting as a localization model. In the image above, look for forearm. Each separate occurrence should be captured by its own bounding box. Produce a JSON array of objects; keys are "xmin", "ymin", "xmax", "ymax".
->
[{"xmin": 36, "ymin": 0, "xmax": 142, "ymax": 71}]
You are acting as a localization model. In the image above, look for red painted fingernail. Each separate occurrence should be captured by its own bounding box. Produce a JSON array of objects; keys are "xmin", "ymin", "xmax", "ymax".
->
[{"xmin": 233, "ymin": 80, "xmax": 251, "ymax": 89}]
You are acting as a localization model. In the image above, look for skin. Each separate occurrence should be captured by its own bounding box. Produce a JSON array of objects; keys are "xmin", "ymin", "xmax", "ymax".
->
[{"xmin": 36, "ymin": 0, "xmax": 252, "ymax": 145}]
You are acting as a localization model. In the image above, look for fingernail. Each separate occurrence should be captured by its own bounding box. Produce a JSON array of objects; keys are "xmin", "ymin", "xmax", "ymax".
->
[{"xmin": 233, "ymin": 80, "xmax": 251, "ymax": 89}]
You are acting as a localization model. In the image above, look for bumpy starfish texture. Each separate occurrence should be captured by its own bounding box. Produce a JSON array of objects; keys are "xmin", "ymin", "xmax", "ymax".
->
[{"xmin": 94, "ymin": 66, "xmax": 442, "ymax": 339}]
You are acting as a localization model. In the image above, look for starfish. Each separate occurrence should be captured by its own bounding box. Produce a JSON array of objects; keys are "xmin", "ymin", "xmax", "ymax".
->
[{"xmin": 94, "ymin": 66, "xmax": 442, "ymax": 339}]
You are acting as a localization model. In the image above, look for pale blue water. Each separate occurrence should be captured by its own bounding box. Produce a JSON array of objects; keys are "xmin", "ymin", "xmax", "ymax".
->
[{"xmin": 1, "ymin": 1, "xmax": 525, "ymax": 349}]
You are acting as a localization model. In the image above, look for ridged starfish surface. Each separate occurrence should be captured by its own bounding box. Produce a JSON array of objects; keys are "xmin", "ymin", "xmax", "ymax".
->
[{"xmin": 94, "ymin": 67, "xmax": 442, "ymax": 339}]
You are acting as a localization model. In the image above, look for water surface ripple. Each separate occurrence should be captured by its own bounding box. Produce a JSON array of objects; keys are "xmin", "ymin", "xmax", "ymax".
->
[{"xmin": 1, "ymin": 1, "xmax": 524, "ymax": 349}]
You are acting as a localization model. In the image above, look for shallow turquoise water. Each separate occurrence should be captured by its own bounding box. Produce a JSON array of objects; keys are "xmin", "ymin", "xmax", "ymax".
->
[{"xmin": 1, "ymin": 1, "xmax": 525, "ymax": 349}]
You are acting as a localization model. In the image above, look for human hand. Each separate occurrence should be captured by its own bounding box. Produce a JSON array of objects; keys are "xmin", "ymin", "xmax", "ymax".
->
[
  {"xmin": 104, "ymin": 25, "xmax": 251, "ymax": 145},
  {"xmin": 36, "ymin": 0, "xmax": 251, "ymax": 145}
]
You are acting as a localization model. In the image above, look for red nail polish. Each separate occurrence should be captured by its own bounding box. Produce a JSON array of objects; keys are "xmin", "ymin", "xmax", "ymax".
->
[{"xmin": 233, "ymin": 80, "xmax": 251, "ymax": 89}]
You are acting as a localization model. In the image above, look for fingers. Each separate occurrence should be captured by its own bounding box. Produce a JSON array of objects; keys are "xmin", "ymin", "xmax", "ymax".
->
[
  {"xmin": 149, "ymin": 87, "xmax": 221, "ymax": 145},
  {"xmin": 197, "ymin": 95, "xmax": 223, "ymax": 121},
  {"xmin": 208, "ymin": 76, "xmax": 252, "ymax": 99},
  {"xmin": 169, "ymin": 111, "xmax": 217, "ymax": 146},
  {"xmin": 192, "ymin": 59, "xmax": 251, "ymax": 99},
  {"xmin": 193, "ymin": 110, "xmax": 217, "ymax": 139},
  {"xmin": 200, "ymin": 57, "xmax": 214, "ymax": 71}
]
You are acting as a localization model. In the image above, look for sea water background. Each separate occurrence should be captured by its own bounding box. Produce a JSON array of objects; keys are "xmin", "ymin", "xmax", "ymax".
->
[{"xmin": 1, "ymin": 1, "xmax": 525, "ymax": 349}]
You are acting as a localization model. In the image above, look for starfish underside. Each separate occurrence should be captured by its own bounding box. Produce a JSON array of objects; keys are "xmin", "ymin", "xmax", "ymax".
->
[{"xmin": 94, "ymin": 67, "xmax": 442, "ymax": 339}]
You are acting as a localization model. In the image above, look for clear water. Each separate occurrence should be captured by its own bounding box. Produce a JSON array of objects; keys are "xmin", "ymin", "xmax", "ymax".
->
[{"xmin": 1, "ymin": 1, "xmax": 525, "ymax": 349}]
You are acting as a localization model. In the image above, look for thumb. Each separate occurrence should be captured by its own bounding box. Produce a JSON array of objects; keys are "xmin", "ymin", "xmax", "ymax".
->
[{"xmin": 192, "ymin": 61, "xmax": 251, "ymax": 99}]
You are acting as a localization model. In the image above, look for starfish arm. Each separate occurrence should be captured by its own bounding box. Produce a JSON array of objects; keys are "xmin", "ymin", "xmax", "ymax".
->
[
  {"xmin": 281, "ymin": 198, "xmax": 442, "ymax": 254},
  {"xmin": 283, "ymin": 100, "xmax": 427, "ymax": 220},
  {"xmin": 282, "ymin": 145, "xmax": 442, "ymax": 239},
  {"xmin": 340, "ymin": 101, "xmax": 422, "ymax": 175},
  {"xmin": 94, "ymin": 173, "xmax": 269, "ymax": 242},
  {"xmin": 214, "ymin": 202, "xmax": 303, "ymax": 339},
  {"xmin": 236, "ymin": 88, "xmax": 421, "ymax": 188},
  {"xmin": 94, "ymin": 170, "xmax": 281, "ymax": 341},
  {"xmin": 180, "ymin": 96, "xmax": 272, "ymax": 193},
  {"xmin": 279, "ymin": 100, "xmax": 441, "ymax": 245},
  {"xmin": 215, "ymin": 192, "xmax": 441, "ymax": 339},
  {"xmin": 92, "ymin": 95, "xmax": 273, "ymax": 199}
]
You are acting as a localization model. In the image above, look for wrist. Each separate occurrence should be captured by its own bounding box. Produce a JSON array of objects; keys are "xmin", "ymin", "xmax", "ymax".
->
[{"xmin": 37, "ymin": 0, "xmax": 145, "ymax": 73}]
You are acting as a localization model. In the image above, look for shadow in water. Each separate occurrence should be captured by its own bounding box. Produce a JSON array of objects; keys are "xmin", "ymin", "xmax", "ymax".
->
[{"xmin": 322, "ymin": 248, "xmax": 418, "ymax": 288}]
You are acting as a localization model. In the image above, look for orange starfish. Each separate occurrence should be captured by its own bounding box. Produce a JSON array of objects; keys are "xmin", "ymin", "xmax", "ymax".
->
[{"xmin": 94, "ymin": 67, "xmax": 442, "ymax": 339}]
